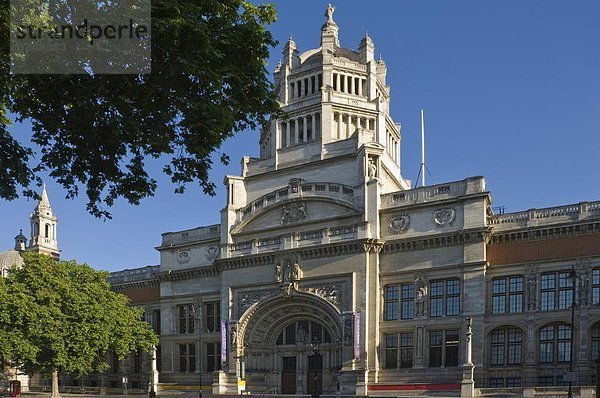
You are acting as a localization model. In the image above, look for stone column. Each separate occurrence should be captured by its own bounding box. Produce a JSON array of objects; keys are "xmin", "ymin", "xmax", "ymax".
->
[
  {"xmin": 337, "ymin": 112, "xmax": 343, "ymax": 139},
  {"xmin": 346, "ymin": 114, "xmax": 352, "ymax": 137},
  {"xmin": 302, "ymin": 116, "xmax": 307, "ymax": 142},
  {"xmin": 336, "ymin": 73, "xmax": 340, "ymax": 91},
  {"xmin": 294, "ymin": 118, "xmax": 299, "ymax": 145},
  {"xmin": 358, "ymin": 79, "xmax": 363, "ymax": 96},
  {"xmin": 298, "ymin": 79, "xmax": 302, "ymax": 98},
  {"xmin": 285, "ymin": 121, "xmax": 290, "ymax": 148},
  {"xmin": 349, "ymin": 75, "xmax": 354, "ymax": 94},
  {"xmin": 311, "ymin": 114, "xmax": 316, "ymax": 141},
  {"xmin": 461, "ymin": 316, "xmax": 475, "ymax": 398}
]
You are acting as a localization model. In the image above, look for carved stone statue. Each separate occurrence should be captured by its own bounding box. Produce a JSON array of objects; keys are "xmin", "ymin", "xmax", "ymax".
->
[
  {"xmin": 275, "ymin": 262, "xmax": 282, "ymax": 283},
  {"xmin": 527, "ymin": 275, "xmax": 537, "ymax": 311},
  {"xmin": 367, "ymin": 156, "xmax": 378, "ymax": 178},
  {"xmin": 325, "ymin": 4, "xmax": 335, "ymax": 24}
]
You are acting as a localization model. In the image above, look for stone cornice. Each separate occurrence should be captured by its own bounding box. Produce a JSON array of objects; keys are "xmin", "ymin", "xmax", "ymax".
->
[
  {"xmin": 382, "ymin": 227, "xmax": 493, "ymax": 254},
  {"xmin": 111, "ymin": 279, "xmax": 160, "ymax": 292},
  {"xmin": 157, "ymin": 266, "xmax": 220, "ymax": 282},
  {"xmin": 488, "ymin": 220, "xmax": 600, "ymax": 246}
]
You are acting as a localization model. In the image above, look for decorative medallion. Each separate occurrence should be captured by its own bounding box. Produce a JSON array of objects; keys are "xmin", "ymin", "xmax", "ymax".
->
[
  {"xmin": 206, "ymin": 245, "xmax": 219, "ymax": 261},
  {"xmin": 389, "ymin": 215, "xmax": 410, "ymax": 233},
  {"xmin": 433, "ymin": 208, "xmax": 455, "ymax": 227},
  {"xmin": 176, "ymin": 249, "xmax": 190, "ymax": 264},
  {"xmin": 281, "ymin": 201, "xmax": 308, "ymax": 225}
]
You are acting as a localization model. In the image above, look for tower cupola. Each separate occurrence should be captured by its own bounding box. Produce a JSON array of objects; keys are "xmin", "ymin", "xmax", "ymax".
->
[{"xmin": 28, "ymin": 184, "xmax": 60, "ymax": 260}]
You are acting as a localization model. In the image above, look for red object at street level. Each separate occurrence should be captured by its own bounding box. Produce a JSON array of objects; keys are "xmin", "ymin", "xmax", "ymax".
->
[{"xmin": 9, "ymin": 380, "xmax": 21, "ymax": 397}]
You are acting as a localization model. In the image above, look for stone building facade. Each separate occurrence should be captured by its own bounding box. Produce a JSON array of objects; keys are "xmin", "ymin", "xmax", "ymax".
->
[{"xmin": 108, "ymin": 7, "xmax": 600, "ymax": 397}]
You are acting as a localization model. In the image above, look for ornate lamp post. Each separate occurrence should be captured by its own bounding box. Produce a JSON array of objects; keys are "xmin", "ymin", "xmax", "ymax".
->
[
  {"xmin": 310, "ymin": 337, "xmax": 321, "ymax": 398},
  {"xmin": 567, "ymin": 267, "xmax": 577, "ymax": 398},
  {"xmin": 191, "ymin": 300, "xmax": 203, "ymax": 398}
]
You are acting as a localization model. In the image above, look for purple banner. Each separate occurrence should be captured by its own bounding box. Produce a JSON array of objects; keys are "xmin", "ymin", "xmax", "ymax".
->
[
  {"xmin": 221, "ymin": 320, "xmax": 228, "ymax": 364},
  {"xmin": 354, "ymin": 311, "xmax": 360, "ymax": 360}
]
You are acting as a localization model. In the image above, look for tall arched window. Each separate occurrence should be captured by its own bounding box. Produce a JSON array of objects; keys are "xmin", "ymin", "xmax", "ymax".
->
[
  {"xmin": 539, "ymin": 323, "xmax": 572, "ymax": 364},
  {"xmin": 490, "ymin": 327, "xmax": 523, "ymax": 366},
  {"xmin": 45, "ymin": 223, "xmax": 50, "ymax": 238}
]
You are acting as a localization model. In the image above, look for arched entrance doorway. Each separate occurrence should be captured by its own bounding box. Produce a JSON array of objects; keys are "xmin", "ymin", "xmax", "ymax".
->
[{"xmin": 236, "ymin": 291, "xmax": 342, "ymax": 394}]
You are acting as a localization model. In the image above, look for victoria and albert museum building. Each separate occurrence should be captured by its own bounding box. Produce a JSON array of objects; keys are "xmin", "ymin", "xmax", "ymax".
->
[{"xmin": 3, "ymin": 5, "xmax": 600, "ymax": 398}]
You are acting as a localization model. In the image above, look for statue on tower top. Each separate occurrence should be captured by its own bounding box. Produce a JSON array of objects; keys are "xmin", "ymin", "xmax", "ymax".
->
[{"xmin": 325, "ymin": 4, "xmax": 335, "ymax": 24}]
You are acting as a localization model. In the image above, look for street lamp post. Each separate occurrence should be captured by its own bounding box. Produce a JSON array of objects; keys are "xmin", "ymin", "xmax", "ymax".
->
[
  {"xmin": 310, "ymin": 338, "xmax": 321, "ymax": 398},
  {"xmin": 191, "ymin": 301, "xmax": 203, "ymax": 398},
  {"xmin": 568, "ymin": 267, "xmax": 577, "ymax": 398}
]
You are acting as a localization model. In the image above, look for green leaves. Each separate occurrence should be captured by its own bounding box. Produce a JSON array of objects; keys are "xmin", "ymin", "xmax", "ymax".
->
[
  {"xmin": 0, "ymin": 253, "xmax": 158, "ymax": 376},
  {"xmin": 1, "ymin": 0, "xmax": 279, "ymax": 218}
]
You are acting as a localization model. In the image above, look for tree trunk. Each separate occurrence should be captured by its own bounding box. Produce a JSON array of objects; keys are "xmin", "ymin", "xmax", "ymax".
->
[{"xmin": 50, "ymin": 369, "xmax": 60, "ymax": 398}]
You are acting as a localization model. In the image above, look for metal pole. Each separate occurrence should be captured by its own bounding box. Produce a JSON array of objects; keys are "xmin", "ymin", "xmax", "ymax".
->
[
  {"xmin": 568, "ymin": 267, "xmax": 576, "ymax": 398},
  {"xmin": 420, "ymin": 109, "xmax": 425, "ymax": 187}
]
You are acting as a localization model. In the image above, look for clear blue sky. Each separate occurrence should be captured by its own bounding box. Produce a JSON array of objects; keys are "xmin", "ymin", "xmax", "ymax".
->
[{"xmin": 2, "ymin": 0, "xmax": 599, "ymax": 272}]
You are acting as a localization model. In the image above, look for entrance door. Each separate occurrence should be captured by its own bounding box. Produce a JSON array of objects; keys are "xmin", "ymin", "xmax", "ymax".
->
[
  {"xmin": 281, "ymin": 356, "xmax": 296, "ymax": 394},
  {"xmin": 307, "ymin": 353, "xmax": 322, "ymax": 396}
]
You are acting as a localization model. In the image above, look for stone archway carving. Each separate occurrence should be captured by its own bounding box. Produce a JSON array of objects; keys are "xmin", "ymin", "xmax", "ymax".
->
[{"xmin": 237, "ymin": 290, "xmax": 342, "ymax": 352}]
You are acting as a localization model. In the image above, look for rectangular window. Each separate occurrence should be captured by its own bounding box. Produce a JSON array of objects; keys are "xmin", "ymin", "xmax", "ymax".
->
[
  {"xmin": 384, "ymin": 334, "xmax": 398, "ymax": 369},
  {"xmin": 430, "ymin": 279, "xmax": 461, "ymax": 317},
  {"xmin": 384, "ymin": 286, "xmax": 399, "ymax": 321},
  {"xmin": 399, "ymin": 332, "xmax": 413, "ymax": 368},
  {"xmin": 429, "ymin": 330, "xmax": 459, "ymax": 367},
  {"xmin": 540, "ymin": 272, "xmax": 574, "ymax": 311},
  {"xmin": 178, "ymin": 343, "xmax": 196, "ymax": 373},
  {"xmin": 492, "ymin": 276, "xmax": 524, "ymax": 314},
  {"xmin": 506, "ymin": 378, "xmax": 521, "ymax": 387},
  {"xmin": 205, "ymin": 302, "xmax": 220, "ymax": 333},
  {"xmin": 153, "ymin": 309, "xmax": 161, "ymax": 335},
  {"xmin": 401, "ymin": 284, "xmax": 415, "ymax": 320},
  {"xmin": 593, "ymin": 269, "xmax": 600, "ymax": 305},
  {"xmin": 206, "ymin": 342, "xmax": 222, "ymax": 372},
  {"xmin": 178, "ymin": 305, "xmax": 195, "ymax": 334}
]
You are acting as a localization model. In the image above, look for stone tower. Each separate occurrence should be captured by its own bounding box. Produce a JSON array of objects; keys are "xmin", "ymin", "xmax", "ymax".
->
[
  {"xmin": 28, "ymin": 184, "xmax": 60, "ymax": 260},
  {"xmin": 259, "ymin": 4, "xmax": 409, "ymax": 191}
]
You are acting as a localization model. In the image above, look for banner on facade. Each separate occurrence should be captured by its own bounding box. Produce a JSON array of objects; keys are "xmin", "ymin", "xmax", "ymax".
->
[
  {"xmin": 354, "ymin": 311, "xmax": 360, "ymax": 360},
  {"xmin": 221, "ymin": 320, "xmax": 228, "ymax": 364}
]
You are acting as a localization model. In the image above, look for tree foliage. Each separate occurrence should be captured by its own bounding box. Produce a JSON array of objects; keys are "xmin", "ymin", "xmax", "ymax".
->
[
  {"xmin": 0, "ymin": 253, "xmax": 158, "ymax": 379},
  {"xmin": 0, "ymin": 0, "xmax": 279, "ymax": 218}
]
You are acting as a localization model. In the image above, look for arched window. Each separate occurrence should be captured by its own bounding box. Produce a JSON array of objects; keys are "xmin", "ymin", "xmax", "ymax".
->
[
  {"xmin": 490, "ymin": 327, "xmax": 523, "ymax": 366},
  {"xmin": 276, "ymin": 320, "xmax": 332, "ymax": 345},
  {"xmin": 591, "ymin": 323, "xmax": 600, "ymax": 360},
  {"xmin": 45, "ymin": 223, "xmax": 50, "ymax": 238},
  {"xmin": 539, "ymin": 323, "xmax": 572, "ymax": 364}
]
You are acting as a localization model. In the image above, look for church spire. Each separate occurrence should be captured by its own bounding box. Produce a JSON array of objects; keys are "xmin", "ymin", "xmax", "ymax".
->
[{"xmin": 29, "ymin": 183, "xmax": 60, "ymax": 260}]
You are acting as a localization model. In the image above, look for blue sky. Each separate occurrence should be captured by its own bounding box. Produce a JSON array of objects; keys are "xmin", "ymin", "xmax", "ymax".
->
[{"xmin": 1, "ymin": 0, "xmax": 599, "ymax": 271}]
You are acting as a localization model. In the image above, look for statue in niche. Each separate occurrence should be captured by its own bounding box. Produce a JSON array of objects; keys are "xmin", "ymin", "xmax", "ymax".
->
[
  {"xmin": 297, "ymin": 326, "xmax": 307, "ymax": 343},
  {"xmin": 275, "ymin": 262, "xmax": 282, "ymax": 283},
  {"xmin": 414, "ymin": 277, "xmax": 426, "ymax": 317},
  {"xmin": 579, "ymin": 272, "xmax": 590, "ymax": 307},
  {"xmin": 367, "ymin": 156, "xmax": 378, "ymax": 178},
  {"xmin": 527, "ymin": 275, "xmax": 537, "ymax": 311},
  {"xmin": 293, "ymin": 261, "xmax": 301, "ymax": 281}
]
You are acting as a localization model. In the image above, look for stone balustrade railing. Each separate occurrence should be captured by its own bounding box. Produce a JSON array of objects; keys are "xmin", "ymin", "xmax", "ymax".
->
[
  {"xmin": 229, "ymin": 223, "xmax": 362, "ymax": 256},
  {"xmin": 239, "ymin": 182, "xmax": 356, "ymax": 222},
  {"xmin": 381, "ymin": 177, "xmax": 486, "ymax": 209},
  {"xmin": 488, "ymin": 201, "xmax": 600, "ymax": 229},
  {"xmin": 108, "ymin": 265, "xmax": 160, "ymax": 283},
  {"xmin": 161, "ymin": 224, "xmax": 220, "ymax": 246}
]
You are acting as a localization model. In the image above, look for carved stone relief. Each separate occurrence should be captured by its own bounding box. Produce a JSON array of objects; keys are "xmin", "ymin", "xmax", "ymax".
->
[
  {"xmin": 206, "ymin": 245, "xmax": 219, "ymax": 261},
  {"xmin": 389, "ymin": 214, "xmax": 410, "ymax": 233},
  {"xmin": 433, "ymin": 208, "xmax": 455, "ymax": 227},
  {"xmin": 281, "ymin": 201, "xmax": 308, "ymax": 225},
  {"xmin": 176, "ymin": 249, "xmax": 190, "ymax": 264},
  {"xmin": 525, "ymin": 264, "xmax": 538, "ymax": 311}
]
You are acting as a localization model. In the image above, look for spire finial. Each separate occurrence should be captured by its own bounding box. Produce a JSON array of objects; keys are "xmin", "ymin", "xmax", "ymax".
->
[{"xmin": 289, "ymin": 34, "xmax": 293, "ymax": 41}]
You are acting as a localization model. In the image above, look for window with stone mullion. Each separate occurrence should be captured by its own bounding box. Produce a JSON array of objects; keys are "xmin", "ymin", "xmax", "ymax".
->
[
  {"xmin": 539, "ymin": 324, "xmax": 572, "ymax": 364},
  {"xmin": 430, "ymin": 279, "xmax": 461, "ymax": 317},
  {"xmin": 178, "ymin": 305, "xmax": 195, "ymax": 334},
  {"xmin": 384, "ymin": 286, "xmax": 399, "ymax": 321},
  {"xmin": 401, "ymin": 284, "xmax": 415, "ymax": 320},
  {"xmin": 540, "ymin": 272, "xmax": 573, "ymax": 311},
  {"xmin": 491, "ymin": 276, "xmax": 524, "ymax": 314}
]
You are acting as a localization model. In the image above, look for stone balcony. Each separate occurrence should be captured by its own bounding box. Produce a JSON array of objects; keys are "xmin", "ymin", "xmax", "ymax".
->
[
  {"xmin": 488, "ymin": 201, "xmax": 600, "ymax": 231},
  {"xmin": 159, "ymin": 224, "xmax": 220, "ymax": 248},
  {"xmin": 380, "ymin": 176, "xmax": 487, "ymax": 210}
]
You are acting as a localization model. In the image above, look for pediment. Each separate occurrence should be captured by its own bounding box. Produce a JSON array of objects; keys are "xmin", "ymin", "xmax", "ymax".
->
[{"xmin": 232, "ymin": 197, "xmax": 362, "ymax": 235}]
